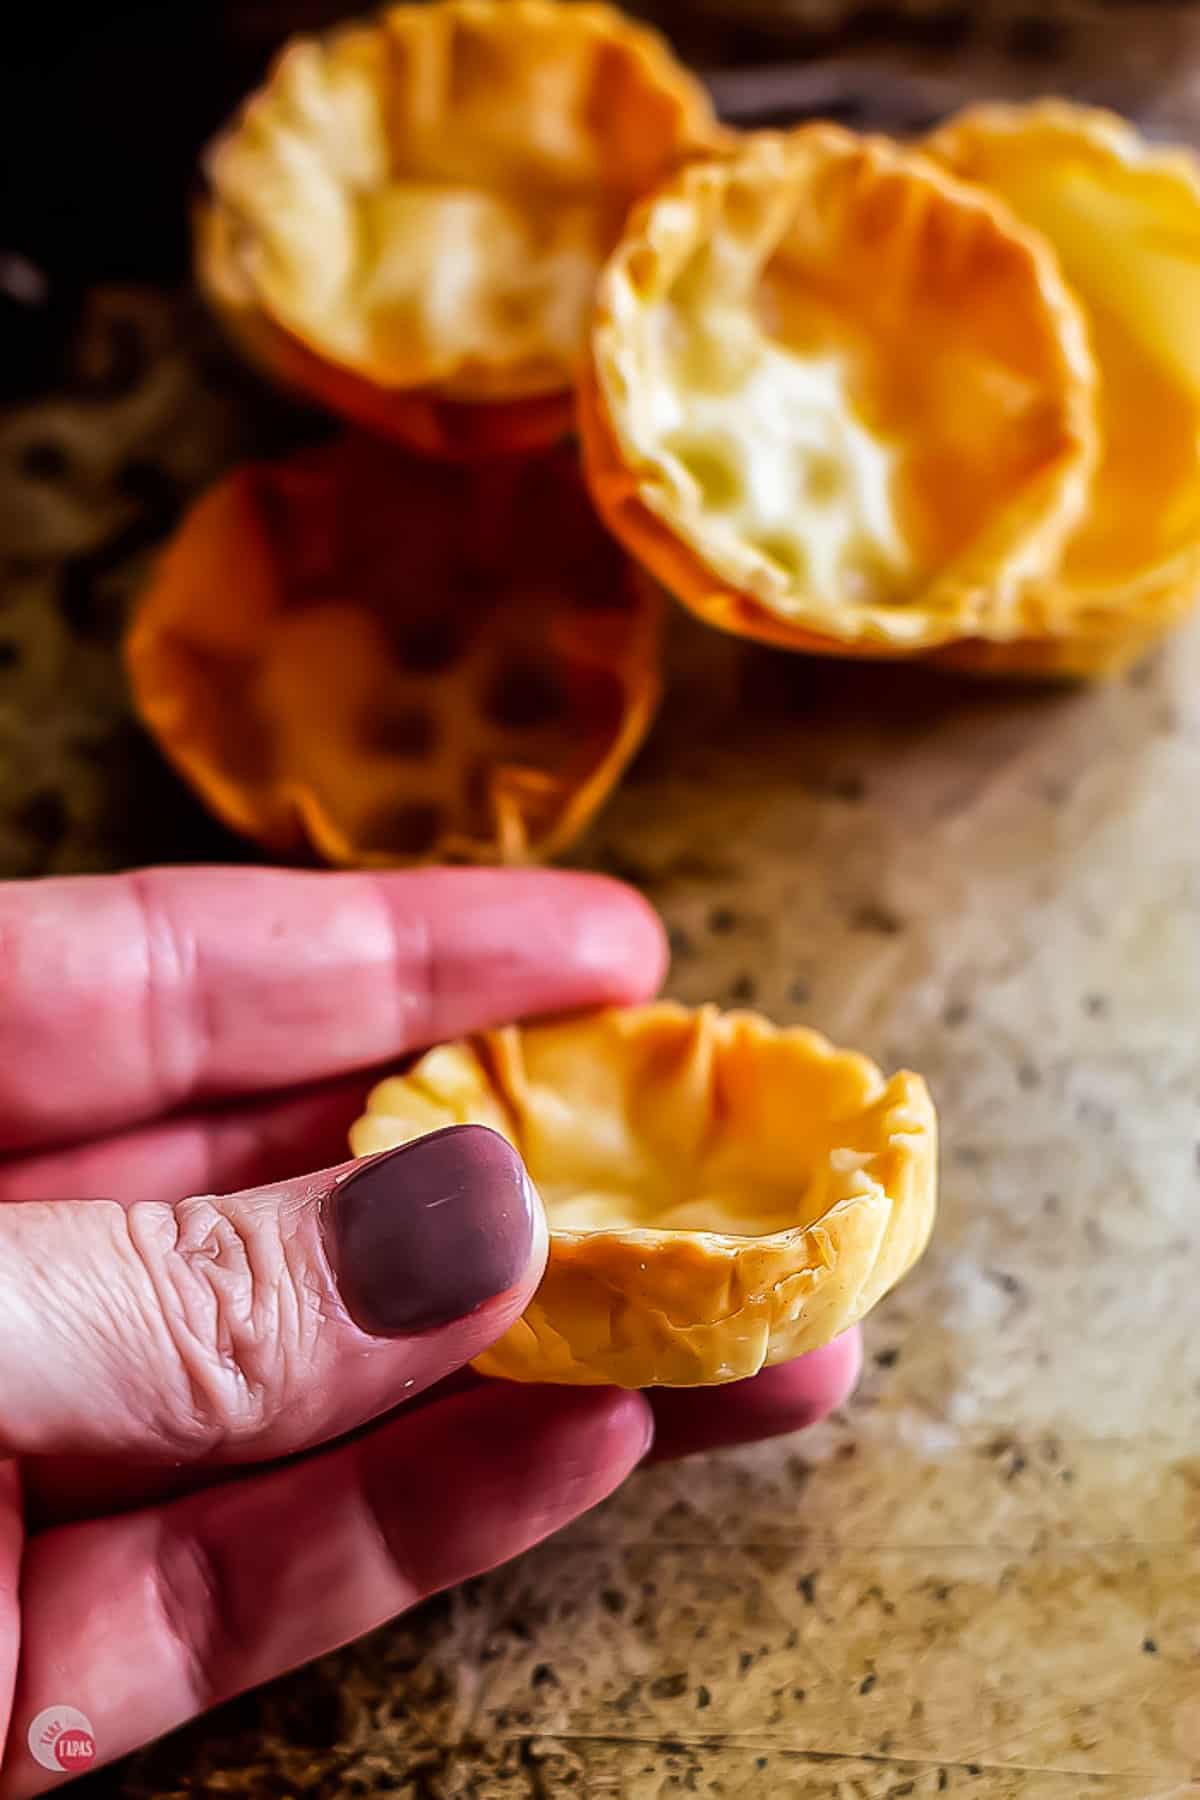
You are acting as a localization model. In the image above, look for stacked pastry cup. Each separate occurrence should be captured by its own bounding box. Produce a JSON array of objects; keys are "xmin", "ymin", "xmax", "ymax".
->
[{"xmin": 583, "ymin": 103, "xmax": 1200, "ymax": 682}]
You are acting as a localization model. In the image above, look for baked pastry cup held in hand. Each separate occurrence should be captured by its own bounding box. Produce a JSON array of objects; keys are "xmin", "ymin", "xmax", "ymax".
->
[
  {"xmin": 351, "ymin": 1003, "xmax": 937, "ymax": 1387},
  {"xmin": 580, "ymin": 125, "xmax": 1097, "ymax": 659},
  {"xmin": 927, "ymin": 102, "xmax": 1200, "ymax": 678},
  {"xmin": 125, "ymin": 437, "xmax": 661, "ymax": 866},
  {"xmin": 197, "ymin": 0, "xmax": 718, "ymax": 458}
]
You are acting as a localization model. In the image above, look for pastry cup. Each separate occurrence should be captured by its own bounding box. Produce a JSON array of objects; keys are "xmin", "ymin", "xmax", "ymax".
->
[
  {"xmin": 929, "ymin": 617, "xmax": 1167, "ymax": 682},
  {"xmin": 351, "ymin": 1003, "xmax": 937, "ymax": 1387},
  {"xmin": 125, "ymin": 437, "xmax": 661, "ymax": 866},
  {"xmin": 928, "ymin": 102, "xmax": 1200, "ymax": 673},
  {"xmin": 580, "ymin": 125, "xmax": 1097, "ymax": 659},
  {"xmin": 198, "ymin": 0, "xmax": 718, "ymax": 456}
]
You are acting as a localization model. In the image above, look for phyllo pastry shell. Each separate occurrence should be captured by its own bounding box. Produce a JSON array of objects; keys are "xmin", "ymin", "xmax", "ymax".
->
[
  {"xmin": 580, "ymin": 125, "xmax": 1097, "ymax": 657},
  {"xmin": 125, "ymin": 437, "xmax": 661, "ymax": 867},
  {"xmin": 928, "ymin": 102, "xmax": 1200, "ymax": 676},
  {"xmin": 197, "ymin": 0, "xmax": 719, "ymax": 456},
  {"xmin": 351, "ymin": 1003, "xmax": 937, "ymax": 1387}
]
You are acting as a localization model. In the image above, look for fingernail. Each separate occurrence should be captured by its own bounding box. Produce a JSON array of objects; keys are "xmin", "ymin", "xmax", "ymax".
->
[{"xmin": 329, "ymin": 1124, "xmax": 540, "ymax": 1337}]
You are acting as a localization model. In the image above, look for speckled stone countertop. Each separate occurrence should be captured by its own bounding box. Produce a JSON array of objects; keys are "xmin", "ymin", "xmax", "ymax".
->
[{"xmin": 3, "ymin": 47, "xmax": 1200, "ymax": 1800}]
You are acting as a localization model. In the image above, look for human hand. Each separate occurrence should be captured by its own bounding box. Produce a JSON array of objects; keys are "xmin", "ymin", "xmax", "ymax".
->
[{"xmin": 0, "ymin": 866, "xmax": 861, "ymax": 1792}]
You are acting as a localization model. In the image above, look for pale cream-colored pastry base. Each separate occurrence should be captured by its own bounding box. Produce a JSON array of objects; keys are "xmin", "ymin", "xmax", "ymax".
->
[{"xmin": 351, "ymin": 1003, "xmax": 937, "ymax": 1387}]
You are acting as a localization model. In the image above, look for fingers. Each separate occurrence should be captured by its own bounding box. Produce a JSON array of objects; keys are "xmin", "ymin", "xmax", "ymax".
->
[
  {"xmin": 26, "ymin": 1338, "xmax": 863, "ymax": 1529},
  {"xmin": 0, "ymin": 866, "xmax": 667, "ymax": 1153},
  {"xmin": 0, "ymin": 1384, "xmax": 652, "ymax": 1797},
  {"xmin": 4, "ymin": 1344, "xmax": 860, "ymax": 1792},
  {"xmin": 0, "ymin": 1077, "xmax": 374, "ymax": 1207},
  {"xmin": 0, "ymin": 1128, "xmax": 546, "ymax": 1466},
  {"xmin": 646, "ymin": 1331, "xmax": 863, "ymax": 1462}
]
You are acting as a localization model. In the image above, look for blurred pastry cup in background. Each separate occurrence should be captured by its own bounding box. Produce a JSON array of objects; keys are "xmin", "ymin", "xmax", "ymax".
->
[
  {"xmin": 579, "ymin": 124, "xmax": 1098, "ymax": 663},
  {"xmin": 125, "ymin": 436, "xmax": 662, "ymax": 866},
  {"xmin": 352, "ymin": 1002, "xmax": 938, "ymax": 1389},
  {"xmin": 927, "ymin": 101, "xmax": 1200, "ymax": 678},
  {"xmin": 196, "ymin": 0, "xmax": 721, "ymax": 456}
]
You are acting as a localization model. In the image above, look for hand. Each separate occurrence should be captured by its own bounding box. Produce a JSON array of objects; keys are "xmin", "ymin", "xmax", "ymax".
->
[{"xmin": 0, "ymin": 866, "xmax": 861, "ymax": 1793}]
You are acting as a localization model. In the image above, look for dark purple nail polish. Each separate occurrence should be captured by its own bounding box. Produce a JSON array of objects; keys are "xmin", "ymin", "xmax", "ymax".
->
[{"xmin": 329, "ymin": 1125, "xmax": 539, "ymax": 1337}]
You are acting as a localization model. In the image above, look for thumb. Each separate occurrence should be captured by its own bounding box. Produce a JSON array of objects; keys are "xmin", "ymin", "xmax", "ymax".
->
[{"xmin": 0, "ymin": 1125, "xmax": 545, "ymax": 1465}]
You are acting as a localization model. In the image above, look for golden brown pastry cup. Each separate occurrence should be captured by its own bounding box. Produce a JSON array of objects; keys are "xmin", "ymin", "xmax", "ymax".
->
[
  {"xmin": 198, "ymin": 0, "xmax": 720, "ymax": 456},
  {"xmin": 582, "ymin": 125, "xmax": 1097, "ymax": 661},
  {"xmin": 352, "ymin": 1003, "xmax": 938, "ymax": 1388},
  {"xmin": 125, "ymin": 436, "xmax": 662, "ymax": 867}
]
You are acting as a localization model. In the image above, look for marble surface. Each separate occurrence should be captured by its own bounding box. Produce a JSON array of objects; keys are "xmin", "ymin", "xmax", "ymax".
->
[{"xmin": 3, "ymin": 79, "xmax": 1200, "ymax": 1795}]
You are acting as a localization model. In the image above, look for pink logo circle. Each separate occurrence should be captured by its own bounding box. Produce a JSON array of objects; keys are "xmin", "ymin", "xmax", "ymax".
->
[{"xmin": 27, "ymin": 1706, "xmax": 97, "ymax": 1774}]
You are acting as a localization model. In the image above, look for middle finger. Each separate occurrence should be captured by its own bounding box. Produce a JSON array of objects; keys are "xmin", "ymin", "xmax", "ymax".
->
[{"xmin": 0, "ymin": 1077, "xmax": 377, "ymax": 1207}]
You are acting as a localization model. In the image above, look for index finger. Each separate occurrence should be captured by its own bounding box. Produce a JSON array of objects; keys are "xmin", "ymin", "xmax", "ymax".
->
[{"xmin": 0, "ymin": 866, "xmax": 666, "ymax": 1153}]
